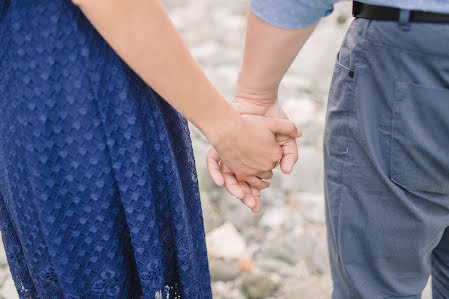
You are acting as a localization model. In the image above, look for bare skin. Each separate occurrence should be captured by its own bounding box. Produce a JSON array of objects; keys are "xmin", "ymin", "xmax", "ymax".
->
[
  {"xmin": 207, "ymin": 12, "xmax": 317, "ymax": 212},
  {"xmin": 72, "ymin": 0, "xmax": 301, "ymax": 180}
]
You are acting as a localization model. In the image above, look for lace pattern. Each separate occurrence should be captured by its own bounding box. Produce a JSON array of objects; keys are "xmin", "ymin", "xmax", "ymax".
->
[{"xmin": 0, "ymin": 0, "xmax": 212, "ymax": 298}]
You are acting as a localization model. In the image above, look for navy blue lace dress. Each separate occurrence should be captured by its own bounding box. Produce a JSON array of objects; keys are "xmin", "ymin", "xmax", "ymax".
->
[{"xmin": 0, "ymin": 1, "xmax": 212, "ymax": 298}]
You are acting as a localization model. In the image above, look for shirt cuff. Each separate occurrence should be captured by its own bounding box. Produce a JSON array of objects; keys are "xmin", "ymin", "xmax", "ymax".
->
[{"xmin": 250, "ymin": 0, "xmax": 334, "ymax": 30}]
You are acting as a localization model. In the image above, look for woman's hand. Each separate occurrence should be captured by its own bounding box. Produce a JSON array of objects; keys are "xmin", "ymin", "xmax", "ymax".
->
[
  {"xmin": 207, "ymin": 149, "xmax": 264, "ymax": 213},
  {"xmin": 206, "ymin": 95, "xmax": 301, "ymax": 213},
  {"xmin": 206, "ymin": 114, "xmax": 300, "ymax": 188}
]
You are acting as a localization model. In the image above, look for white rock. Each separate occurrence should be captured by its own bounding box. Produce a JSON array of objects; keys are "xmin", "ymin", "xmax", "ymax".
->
[
  {"xmin": 206, "ymin": 222, "xmax": 247, "ymax": 259},
  {"xmin": 300, "ymin": 193, "xmax": 326, "ymax": 224},
  {"xmin": 311, "ymin": 240, "xmax": 331, "ymax": 274},
  {"xmin": 212, "ymin": 281, "xmax": 246, "ymax": 299},
  {"xmin": 260, "ymin": 208, "xmax": 288, "ymax": 229},
  {"xmin": 283, "ymin": 98, "xmax": 319, "ymax": 125},
  {"xmin": 0, "ymin": 242, "xmax": 7, "ymax": 266},
  {"xmin": 281, "ymin": 147, "xmax": 324, "ymax": 193},
  {"xmin": 259, "ymin": 186, "xmax": 286, "ymax": 207},
  {"xmin": 281, "ymin": 275, "xmax": 332, "ymax": 299},
  {"xmin": 0, "ymin": 276, "xmax": 19, "ymax": 299},
  {"xmin": 422, "ymin": 277, "xmax": 432, "ymax": 299},
  {"xmin": 190, "ymin": 42, "xmax": 221, "ymax": 61},
  {"xmin": 217, "ymin": 193, "xmax": 261, "ymax": 232}
]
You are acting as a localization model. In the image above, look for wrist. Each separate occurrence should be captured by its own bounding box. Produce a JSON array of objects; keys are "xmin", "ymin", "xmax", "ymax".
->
[
  {"xmin": 236, "ymin": 66, "xmax": 281, "ymax": 102},
  {"xmin": 197, "ymin": 101, "xmax": 243, "ymax": 146},
  {"xmin": 233, "ymin": 87, "xmax": 280, "ymax": 113},
  {"xmin": 235, "ymin": 80, "xmax": 279, "ymax": 104}
]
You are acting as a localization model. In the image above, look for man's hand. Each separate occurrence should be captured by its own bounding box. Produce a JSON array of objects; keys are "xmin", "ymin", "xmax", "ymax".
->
[
  {"xmin": 233, "ymin": 95, "xmax": 300, "ymax": 174},
  {"xmin": 206, "ymin": 11, "xmax": 315, "ymax": 212},
  {"xmin": 209, "ymin": 114, "xmax": 300, "ymax": 189},
  {"xmin": 206, "ymin": 95, "xmax": 301, "ymax": 213}
]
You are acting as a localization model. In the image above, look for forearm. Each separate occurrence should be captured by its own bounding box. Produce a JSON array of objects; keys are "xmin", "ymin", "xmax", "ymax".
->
[
  {"xmin": 73, "ymin": 0, "xmax": 239, "ymax": 141},
  {"xmin": 236, "ymin": 11, "xmax": 317, "ymax": 101}
]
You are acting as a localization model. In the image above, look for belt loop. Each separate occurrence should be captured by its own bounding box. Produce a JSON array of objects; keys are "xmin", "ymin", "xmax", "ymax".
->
[{"xmin": 398, "ymin": 9, "xmax": 411, "ymax": 31}]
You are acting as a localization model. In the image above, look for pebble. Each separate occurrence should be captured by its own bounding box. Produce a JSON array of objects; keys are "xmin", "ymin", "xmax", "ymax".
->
[
  {"xmin": 281, "ymin": 146, "xmax": 324, "ymax": 193},
  {"xmin": 212, "ymin": 281, "xmax": 247, "ymax": 299},
  {"xmin": 259, "ymin": 208, "xmax": 288, "ymax": 229},
  {"xmin": 259, "ymin": 186, "xmax": 286, "ymax": 208},
  {"xmin": 217, "ymin": 193, "xmax": 261, "ymax": 233},
  {"xmin": 2, "ymin": 2, "xmax": 430, "ymax": 299},
  {"xmin": 200, "ymin": 194, "xmax": 224, "ymax": 233},
  {"xmin": 281, "ymin": 275, "xmax": 332, "ymax": 299},
  {"xmin": 241, "ymin": 273, "xmax": 279, "ymax": 299},
  {"xmin": 257, "ymin": 258, "xmax": 310, "ymax": 280},
  {"xmin": 0, "ymin": 276, "xmax": 18, "ymax": 299},
  {"xmin": 258, "ymin": 234, "xmax": 315, "ymax": 265},
  {"xmin": 311, "ymin": 240, "xmax": 331, "ymax": 275},
  {"xmin": 206, "ymin": 222, "xmax": 248, "ymax": 259},
  {"xmin": 287, "ymin": 192, "xmax": 326, "ymax": 225},
  {"xmin": 209, "ymin": 258, "xmax": 241, "ymax": 282}
]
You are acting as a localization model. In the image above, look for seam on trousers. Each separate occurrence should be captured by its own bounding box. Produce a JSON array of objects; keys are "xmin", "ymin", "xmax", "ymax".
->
[{"xmin": 335, "ymin": 36, "xmax": 370, "ymax": 298}]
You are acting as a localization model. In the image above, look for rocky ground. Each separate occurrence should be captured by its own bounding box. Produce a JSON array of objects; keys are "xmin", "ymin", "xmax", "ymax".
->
[{"xmin": 0, "ymin": 1, "xmax": 432, "ymax": 298}]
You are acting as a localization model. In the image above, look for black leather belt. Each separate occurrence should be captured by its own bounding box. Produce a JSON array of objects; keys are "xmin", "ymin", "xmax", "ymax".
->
[{"xmin": 353, "ymin": 1, "xmax": 449, "ymax": 23}]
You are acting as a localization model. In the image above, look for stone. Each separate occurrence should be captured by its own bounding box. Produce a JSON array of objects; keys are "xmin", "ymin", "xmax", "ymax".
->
[
  {"xmin": 422, "ymin": 277, "xmax": 432, "ymax": 299},
  {"xmin": 209, "ymin": 258, "xmax": 241, "ymax": 282},
  {"xmin": 259, "ymin": 186, "xmax": 286, "ymax": 208},
  {"xmin": 283, "ymin": 98, "xmax": 319, "ymax": 125},
  {"xmin": 218, "ymin": 193, "xmax": 261, "ymax": 232},
  {"xmin": 257, "ymin": 258, "xmax": 310, "ymax": 280},
  {"xmin": 206, "ymin": 222, "xmax": 248, "ymax": 259},
  {"xmin": 337, "ymin": 14, "xmax": 349, "ymax": 25},
  {"xmin": 260, "ymin": 208, "xmax": 288, "ymax": 229},
  {"xmin": 0, "ymin": 244, "xmax": 7, "ymax": 268},
  {"xmin": 311, "ymin": 240, "xmax": 331, "ymax": 275},
  {"xmin": 190, "ymin": 41, "xmax": 221, "ymax": 62},
  {"xmin": 237, "ymin": 258, "xmax": 254, "ymax": 273},
  {"xmin": 0, "ymin": 242, "xmax": 10, "ymax": 290},
  {"xmin": 200, "ymin": 193, "xmax": 224, "ymax": 233},
  {"xmin": 190, "ymin": 136, "xmax": 216, "ymax": 192},
  {"xmin": 285, "ymin": 3, "xmax": 352, "ymax": 94},
  {"xmin": 212, "ymin": 281, "xmax": 246, "ymax": 299},
  {"xmin": 281, "ymin": 147, "xmax": 324, "ymax": 193},
  {"xmin": 299, "ymin": 120, "xmax": 325, "ymax": 147},
  {"xmin": 0, "ymin": 276, "xmax": 19, "ymax": 299},
  {"xmin": 259, "ymin": 234, "xmax": 315, "ymax": 265},
  {"xmin": 287, "ymin": 192, "xmax": 326, "ymax": 224},
  {"xmin": 241, "ymin": 273, "xmax": 279, "ymax": 299},
  {"xmin": 281, "ymin": 275, "xmax": 332, "ymax": 299}
]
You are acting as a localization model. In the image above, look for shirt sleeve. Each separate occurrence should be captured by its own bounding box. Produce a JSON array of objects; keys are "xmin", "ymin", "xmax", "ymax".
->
[{"xmin": 249, "ymin": 0, "xmax": 339, "ymax": 29}]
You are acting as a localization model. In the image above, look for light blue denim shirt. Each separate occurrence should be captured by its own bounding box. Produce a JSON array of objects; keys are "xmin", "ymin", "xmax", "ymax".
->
[{"xmin": 250, "ymin": 0, "xmax": 449, "ymax": 29}]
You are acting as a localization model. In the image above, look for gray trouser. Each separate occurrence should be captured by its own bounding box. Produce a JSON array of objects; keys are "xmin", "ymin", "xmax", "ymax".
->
[{"xmin": 324, "ymin": 12, "xmax": 449, "ymax": 299}]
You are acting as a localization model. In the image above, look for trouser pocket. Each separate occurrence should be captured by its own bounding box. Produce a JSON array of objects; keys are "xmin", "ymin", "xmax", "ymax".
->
[{"xmin": 391, "ymin": 81, "xmax": 449, "ymax": 194}]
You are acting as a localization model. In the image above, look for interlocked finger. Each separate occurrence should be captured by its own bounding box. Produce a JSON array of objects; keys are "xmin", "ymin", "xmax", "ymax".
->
[
  {"xmin": 256, "ymin": 170, "xmax": 273, "ymax": 180},
  {"xmin": 244, "ymin": 175, "xmax": 270, "ymax": 190}
]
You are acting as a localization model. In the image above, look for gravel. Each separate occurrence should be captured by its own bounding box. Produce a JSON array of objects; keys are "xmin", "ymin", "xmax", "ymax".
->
[{"xmin": 0, "ymin": 1, "xmax": 433, "ymax": 298}]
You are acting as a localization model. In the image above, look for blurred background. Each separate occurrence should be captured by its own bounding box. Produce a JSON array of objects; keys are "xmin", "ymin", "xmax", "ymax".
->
[{"xmin": 0, "ymin": 1, "xmax": 432, "ymax": 298}]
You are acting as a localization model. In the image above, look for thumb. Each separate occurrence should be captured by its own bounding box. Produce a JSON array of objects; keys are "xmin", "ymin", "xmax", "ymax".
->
[
  {"xmin": 280, "ymin": 153, "xmax": 297, "ymax": 174},
  {"xmin": 267, "ymin": 119, "xmax": 301, "ymax": 139},
  {"xmin": 278, "ymin": 138, "xmax": 299, "ymax": 174}
]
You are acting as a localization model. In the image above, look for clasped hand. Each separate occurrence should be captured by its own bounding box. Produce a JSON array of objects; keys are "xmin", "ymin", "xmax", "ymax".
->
[{"xmin": 206, "ymin": 96, "xmax": 301, "ymax": 213}]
